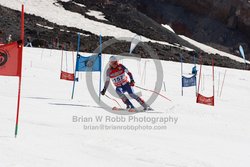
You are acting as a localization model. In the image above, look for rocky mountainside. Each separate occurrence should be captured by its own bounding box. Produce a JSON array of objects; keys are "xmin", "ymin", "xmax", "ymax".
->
[
  {"xmin": 0, "ymin": 0, "xmax": 249, "ymax": 70},
  {"xmin": 134, "ymin": 0, "xmax": 250, "ymax": 56},
  {"xmin": 82, "ymin": 0, "xmax": 250, "ymax": 57}
]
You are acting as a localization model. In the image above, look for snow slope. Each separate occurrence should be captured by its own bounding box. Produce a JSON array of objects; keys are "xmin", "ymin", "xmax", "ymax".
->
[
  {"xmin": 0, "ymin": 0, "xmax": 176, "ymax": 48},
  {"xmin": 179, "ymin": 35, "xmax": 250, "ymax": 64},
  {"xmin": 86, "ymin": 10, "xmax": 108, "ymax": 21},
  {"xmin": 0, "ymin": 0, "xmax": 246, "ymax": 63},
  {"xmin": 0, "ymin": 47, "xmax": 250, "ymax": 167},
  {"xmin": 162, "ymin": 24, "xmax": 175, "ymax": 33}
]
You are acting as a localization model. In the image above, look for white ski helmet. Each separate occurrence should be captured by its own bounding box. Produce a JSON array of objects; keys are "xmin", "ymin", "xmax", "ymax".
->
[{"xmin": 109, "ymin": 56, "xmax": 118, "ymax": 62}]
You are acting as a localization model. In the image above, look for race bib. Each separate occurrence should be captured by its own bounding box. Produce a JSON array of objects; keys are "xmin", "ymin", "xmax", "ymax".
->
[{"xmin": 112, "ymin": 73, "xmax": 127, "ymax": 86}]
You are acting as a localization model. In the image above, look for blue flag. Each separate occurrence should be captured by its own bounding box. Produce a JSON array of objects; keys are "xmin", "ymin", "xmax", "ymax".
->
[
  {"xmin": 182, "ymin": 75, "xmax": 196, "ymax": 87},
  {"xmin": 76, "ymin": 54, "xmax": 101, "ymax": 72}
]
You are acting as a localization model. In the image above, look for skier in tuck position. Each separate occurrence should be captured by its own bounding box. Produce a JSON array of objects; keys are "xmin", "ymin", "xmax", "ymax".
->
[{"xmin": 100, "ymin": 56, "xmax": 152, "ymax": 111}]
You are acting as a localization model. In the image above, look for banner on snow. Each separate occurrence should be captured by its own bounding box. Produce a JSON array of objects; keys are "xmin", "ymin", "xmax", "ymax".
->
[
  {"xmin": 182, "ymin": 75, "xmax": 196, "ymax": 87},
  {"xmin": 0, "ymin": 41, "xmax": 22, "ymax": 76},
  {"xmin": 76, "ymin": 54, "xmax": 101, "ymax": 72},
  {"xmin": 196, "ymin": 93, "xmax": 214, "ymax": 106}
]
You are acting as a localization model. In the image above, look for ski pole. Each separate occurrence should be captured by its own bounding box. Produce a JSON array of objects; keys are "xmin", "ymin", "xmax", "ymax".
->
[
  {"xmin": 105, "ymin": 95, "xmax": 122, "ymax": 108},
  {"xmin": 219, "ymin": 69, "xmax": 227, "ymax": 97},
  {"xmin": 135, "ymin": 85, "xmax": 172, "ymax": 101}
]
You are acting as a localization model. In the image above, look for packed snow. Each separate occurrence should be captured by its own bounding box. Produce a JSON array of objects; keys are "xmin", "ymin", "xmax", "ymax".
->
[
  {"xmin": 86, "ymin": 10, "xmax": 108, "ymax": 21},
  {"xmin": 72, "ymin": 1, "xmax": 86, "ymax": 8},
  {"xmin": 179, "ymin": 35, "xmax": 250, "ymax": 64},
  {"xmin": 0, "ymin": 47, "xmax": 250, "ymax": 167},
  {"xmin": 162, "ymin": 24, "xmax": 175, "ymax": 33},
  {"xmin": 36, "ymin": 23, "xmax": 54, "ymax": 30},
  {"xmin": 160, "ymin": 24, "xmax": 248, "ymax": 64}
]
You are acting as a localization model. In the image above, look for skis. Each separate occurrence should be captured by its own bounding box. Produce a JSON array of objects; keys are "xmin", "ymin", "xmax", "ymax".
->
[
  {"xmin": 112, "ymin": 107, "xmax": 138, "ymax": 112},
  {"xmin": 112, "ymin": 107, "xmax": 153, "ymax": 112}
]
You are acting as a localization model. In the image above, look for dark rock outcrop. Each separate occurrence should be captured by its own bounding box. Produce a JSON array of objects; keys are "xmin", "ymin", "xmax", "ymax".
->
[{"xmin": 134, "ymin": 0, "xmax": 250, "ymax": 57}]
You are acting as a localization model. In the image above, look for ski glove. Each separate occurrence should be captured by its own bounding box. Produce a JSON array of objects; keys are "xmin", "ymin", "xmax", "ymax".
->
[
  {"xmin": 100, "ymin": 88, "xmax": 106, "ymax": 95},
  {"xmin": 130, "ymin": 79, "xmax": 135, "ymax": 86}
]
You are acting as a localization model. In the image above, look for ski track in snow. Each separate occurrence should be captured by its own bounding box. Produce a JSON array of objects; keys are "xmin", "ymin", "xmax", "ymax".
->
[{"xmin": 0, "ymin": 47, "xmax": 249, "ymax": 167}]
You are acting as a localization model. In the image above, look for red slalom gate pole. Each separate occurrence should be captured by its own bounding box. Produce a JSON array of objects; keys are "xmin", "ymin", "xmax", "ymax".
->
[
  {"xmin": 212, "ymin": 58, "xmax": 215, "ymax": 106},
  {"xmin": 15, "ymin": 4, "xmax": 24, "ymax": 137},
  {"xmin": 197, "ymin": 56, "xmax": 203, "ymax": 96}
]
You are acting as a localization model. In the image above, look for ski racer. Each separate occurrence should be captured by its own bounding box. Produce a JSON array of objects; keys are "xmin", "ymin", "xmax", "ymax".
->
[{"xmin": 100, "ymin": 56, "xmax": 151, "ymax": 111}]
